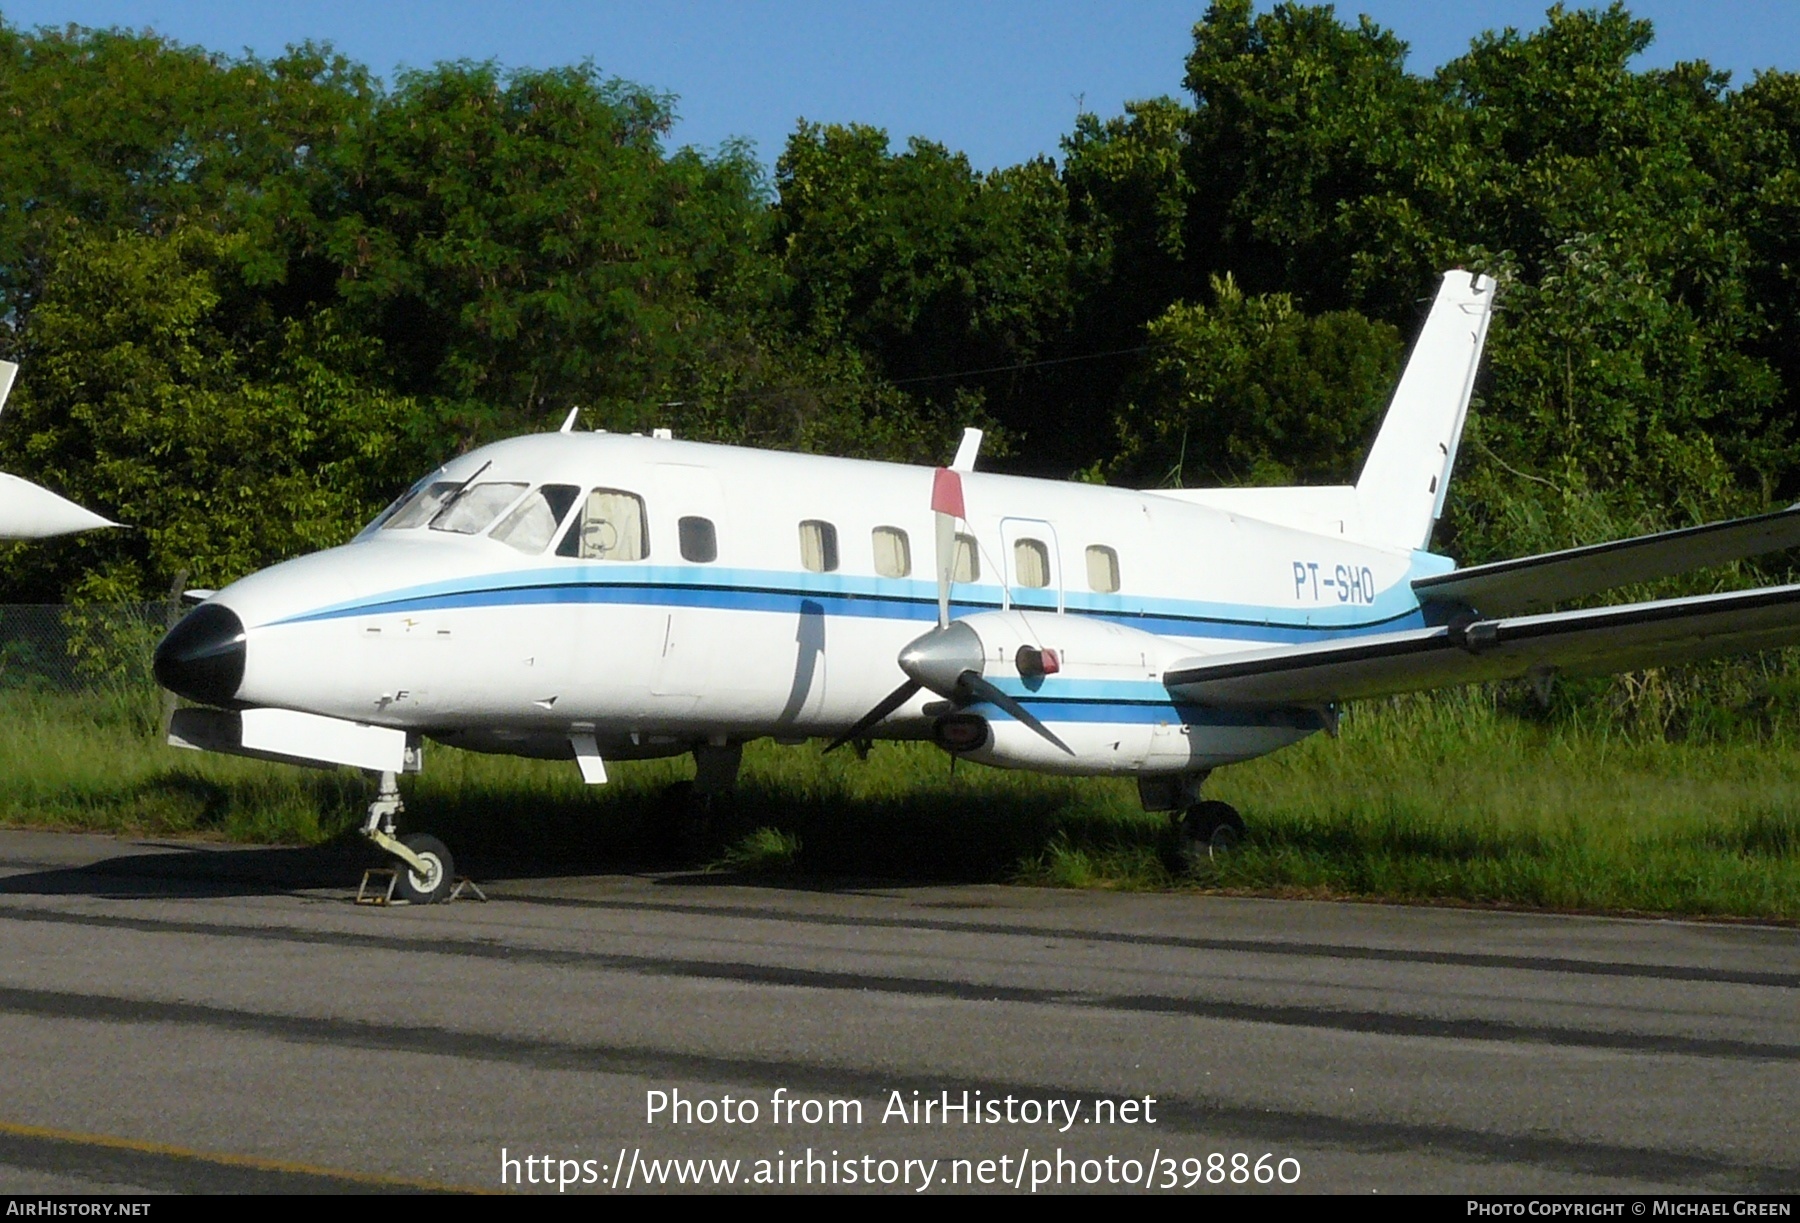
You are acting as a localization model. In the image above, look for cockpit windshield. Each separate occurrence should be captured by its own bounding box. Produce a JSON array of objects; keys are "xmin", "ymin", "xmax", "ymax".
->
[
  {"xmin": 490, "ymin": 484, "xmax": 580, "ymax": 553},
  {"xmin": 429, "ymin": 482, "xmax": 529, "ymax": 535},
  {"xmin": 373, "ymin": 480, "xmax": 459, "ymax": 532}
]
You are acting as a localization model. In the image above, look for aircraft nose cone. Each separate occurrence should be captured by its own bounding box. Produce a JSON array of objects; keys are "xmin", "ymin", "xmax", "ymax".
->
[{"xmin": 154, "ymin": 603, "xmax": 246, "ymax": 705}]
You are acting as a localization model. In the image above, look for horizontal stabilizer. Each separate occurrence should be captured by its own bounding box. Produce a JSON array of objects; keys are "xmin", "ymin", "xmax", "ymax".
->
[
  {"xmin": 1416, "ymin": 505, "xmax": 1800, "ymax": 616},
  {"xmin": 1165, "ymin": 583, "xmax": 1800, "ymax": 708}
]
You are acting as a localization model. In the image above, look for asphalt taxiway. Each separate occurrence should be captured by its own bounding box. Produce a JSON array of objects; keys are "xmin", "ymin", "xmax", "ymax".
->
[{"xmin": 0, "ymin": 828, "xmax": 1793, "ymax": 1194}]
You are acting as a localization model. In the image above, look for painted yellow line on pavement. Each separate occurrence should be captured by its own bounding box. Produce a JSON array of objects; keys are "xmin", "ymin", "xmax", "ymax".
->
[{"xmin": 0, "ymin": 1119, "xmax": 494, "ymax": 1194}]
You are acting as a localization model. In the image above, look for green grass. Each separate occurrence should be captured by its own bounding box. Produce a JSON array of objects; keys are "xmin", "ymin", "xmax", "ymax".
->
[{"xmin": 3, "ymin": 685, "xmax": 1798, "ymax": 920}]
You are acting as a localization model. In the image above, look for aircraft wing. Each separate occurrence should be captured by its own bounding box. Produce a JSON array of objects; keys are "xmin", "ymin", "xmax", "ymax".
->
[
  {"xmin": 1413, "ymin": 505, "xmax": 1800, "ymax": 616},
  {"xmin": 1164, "ymin": 583, "xmax": 1800, "ymax": 709}
]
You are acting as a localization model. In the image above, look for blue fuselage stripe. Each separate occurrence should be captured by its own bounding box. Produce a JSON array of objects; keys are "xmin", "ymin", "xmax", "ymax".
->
[{"xmin": 276, "ymin": 578, "xmax": 1426, "ymax": 643}]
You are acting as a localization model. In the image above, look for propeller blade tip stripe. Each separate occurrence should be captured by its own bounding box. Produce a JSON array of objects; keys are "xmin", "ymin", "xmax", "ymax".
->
[{"xmin": 931, "ymin": 468, "xmax": 965, "ymax": 519}]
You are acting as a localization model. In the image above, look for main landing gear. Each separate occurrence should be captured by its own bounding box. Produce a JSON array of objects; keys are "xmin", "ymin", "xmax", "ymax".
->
[
  {"xmin": 360, "ymin": 770, "xmax": 457, "ymax": 904},
  {"xmin": 1178, "ymin": 799, "xmax": 1246, "ymax": 868},
  {"xmin": 1140, "ymin": 772, "xmax": 1247, "ymax": 871},
  {"xmin": 658, "ymin": 741, "xmax": 742, "ymax": 858}
]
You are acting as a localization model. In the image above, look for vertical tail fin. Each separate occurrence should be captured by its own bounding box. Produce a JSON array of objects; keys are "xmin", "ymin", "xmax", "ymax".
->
[{"xmin": 1354, "ymin": 270, "xmax": 1496, "ymax": 551}]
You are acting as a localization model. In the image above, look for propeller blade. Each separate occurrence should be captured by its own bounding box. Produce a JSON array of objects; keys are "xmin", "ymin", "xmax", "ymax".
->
[
  {"xmin": 956, "ymin": 672, "xmax": 1074, "ymax": 756},
  {"xmin": 931, "ymin": 468, "xmax": 964, "ymax": 630},
  {"xmin": 934, "ymin": 512, "xmax": 954, "ymax": 629},
  {"xmin": 824, "ymin": 679, "xmax": 922, "ymax": 753}
]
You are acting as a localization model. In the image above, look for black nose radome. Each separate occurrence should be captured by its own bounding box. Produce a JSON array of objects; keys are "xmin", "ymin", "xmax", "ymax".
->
[{"xmin": 154, "ymin": 603, "xmax": 246, "ymax": 705}]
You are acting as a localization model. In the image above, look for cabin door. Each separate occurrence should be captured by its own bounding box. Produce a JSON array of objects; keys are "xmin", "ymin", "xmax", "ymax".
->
[{"xmin": 651, "ymin": 463, "xmax": 725, "ymax": 704}]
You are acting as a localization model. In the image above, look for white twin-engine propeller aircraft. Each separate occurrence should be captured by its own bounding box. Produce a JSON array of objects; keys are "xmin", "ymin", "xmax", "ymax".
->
[{"xmin": 155, "ymin": 270, "xmax": 1800, "ymax": 902}]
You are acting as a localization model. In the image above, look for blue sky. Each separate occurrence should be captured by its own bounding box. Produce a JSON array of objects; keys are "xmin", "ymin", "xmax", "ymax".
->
[{"xmin": 4, "ymin": 2, "xmax": 1796, "ymax": 171}]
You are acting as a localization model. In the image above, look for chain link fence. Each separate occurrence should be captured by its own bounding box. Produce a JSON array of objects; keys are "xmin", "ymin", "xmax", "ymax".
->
[{"xmin": 0, "ymin": 603, "xmax": 174, "ymax": 695}]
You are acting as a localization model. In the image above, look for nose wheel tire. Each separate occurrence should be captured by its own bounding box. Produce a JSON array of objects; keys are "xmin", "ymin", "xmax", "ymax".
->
[
  {"xmin": 1179, "ymin": 800, "xmax": 1245, "ymax": 870},
  {"xmin": 393, "ymin": 833, "xmax": 454, "ymax": 904}
]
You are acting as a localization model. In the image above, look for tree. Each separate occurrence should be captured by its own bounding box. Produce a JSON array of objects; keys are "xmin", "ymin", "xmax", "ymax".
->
[
  {"xmin": 771, "ymin": 122, "xmax": 1073, "ymax": 462},
  {"xmin": 323, "ymin": 61, "xmax": 777, "ymax": 436},
  {"xmin": 1448, "ymin": 236, "xmax": 1781, "ymax": 563},
  {"xmin": 1110, "ymin": 275, "xmax": 1401, "ymax": 489},
  {"xmin": 1181, "ymin": 0, "xmax": 1440, "ymax": 312},
  {"xmin": 0, "ymin": 228, "xmax": 427, "ymax": 600},
  {"xmin": 0, "ymin": 24, "xmax": 375, "ymax": 330}
]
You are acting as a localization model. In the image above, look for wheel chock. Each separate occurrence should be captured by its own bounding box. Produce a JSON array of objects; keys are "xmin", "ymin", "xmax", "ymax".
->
[
  {"xmin": 356, "ymin": 868, "xmax": 402, "ymax": 905},
  {"xmin": 447, "ymin": 877, "xmax": 488, "ymax": 902},
  {"xmin": 356, "ymin": 868, "xmax": 486, "ymax": 905}
]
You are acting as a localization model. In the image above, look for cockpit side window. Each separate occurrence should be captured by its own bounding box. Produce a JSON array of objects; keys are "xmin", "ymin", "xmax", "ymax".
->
[
  {"xmin": 556, "ymin": 488, "xmax": 649, "ymax": 561},
  {"xmin": 359, "ymin": 476, "xmax": 433, "ymax": 537},
  {"xmin": 379, "ymin": 481, "xmax": 460, "ymax": 531},
  {"xmin": 430, "ymin": 482, "xmax": 529, "ymax": 535},
  {"xmin": 490, "ymin": 484, "xmax": 581, "ymax": 554}
]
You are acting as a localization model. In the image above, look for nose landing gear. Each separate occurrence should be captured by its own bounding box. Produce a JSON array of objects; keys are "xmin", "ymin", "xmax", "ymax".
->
[{"xmin": 359, "ymin": 770, "xmax": 461, "ymax": 904}]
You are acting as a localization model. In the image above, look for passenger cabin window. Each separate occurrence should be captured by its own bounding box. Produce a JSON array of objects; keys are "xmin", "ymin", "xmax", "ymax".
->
[
  {"xmin": 799, "ymin": 520, "xmax": 838, "ymax": 573},
  {"xmin": 557, "ymin": 489, "xmax": 648, "ymax": 560},
  {"xmin": 872, "ymin": 526, "xmax": 911, "ymax": 578},
  {"xmin": 679, "ymin": 516, "xmax": 718, "ymax": 563},
  {"xmin": 491, "ymin": 484, "xmax": 580, "ymax": 554},
  {"xmin": 381, "ymin": 481, "xmax": 459, "ymax": 530},
  {"xmin": 431, "ymin": 482, "xmax": 528, "ymax": 535},
  {"xmin": 1086, "ymin": 545, "xmax": 1121, "ymax": 593},
  {"xmin": 1013, "ymin": 538, "xmax": 1050, "ymax": 588},
  {"xmin": 953, "ymin": 533, "xmax": 980, "ymax": 583}
]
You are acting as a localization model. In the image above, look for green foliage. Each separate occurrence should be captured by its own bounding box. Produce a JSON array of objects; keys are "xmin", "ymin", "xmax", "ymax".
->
[
  {"xmin": 1448, "ymin": 236, "xmax": 1782, "ymax": 561},
  {"xmin": 1111, "ymin": 274, "xmax": 1402, "ymax": 487},
  {"xmin": 713, "ymin": 826, "xmax": 804, "ymax": 874},
  {"xmin": 0, "ymin": 26, "xmax": 375, "ymax": 313},
  {"xmin": 5, "ymin": 685, "xmax": 1797, "ymax": 919},
  {"xmin": 325, "ymin": 61, "xmax": 776, "ymax": 431},
  {"xmin": 1182, "ymin": 0, "xmax": 1440, "ymax": 306},
  {"xmin": 2, "ymin": 228, "xmax": 428, "ymax": 595},
  {"xmin": 774, "ymin": 122, "xmax": 1074, "ymax": 387}
]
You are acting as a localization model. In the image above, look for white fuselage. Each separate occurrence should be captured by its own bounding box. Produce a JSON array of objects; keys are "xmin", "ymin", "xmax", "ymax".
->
[{"xmin": 194, "ymin": 432, "xmax": 1451, "ymax": 776}]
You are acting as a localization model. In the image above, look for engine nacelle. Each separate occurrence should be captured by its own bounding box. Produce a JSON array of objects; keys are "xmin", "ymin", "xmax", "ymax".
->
[{"xmin": 926, "ymin": 610, "xmax": 1322, "ymax": 775}]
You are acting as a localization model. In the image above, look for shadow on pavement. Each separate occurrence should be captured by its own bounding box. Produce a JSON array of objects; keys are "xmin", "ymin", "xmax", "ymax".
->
[{"xmin": 0, "ymin": 836, "xmax": 902, "ymax": 901}]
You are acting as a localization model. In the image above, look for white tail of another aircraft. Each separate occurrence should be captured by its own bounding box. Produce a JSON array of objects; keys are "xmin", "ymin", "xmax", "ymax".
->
[
  {"xmin": 1153, "ymin": 269, "xmax": 1496, "ymax": 554},
  {"xmin": 0, "ymin": 359, "xmax": 118, "ymax": 540}
]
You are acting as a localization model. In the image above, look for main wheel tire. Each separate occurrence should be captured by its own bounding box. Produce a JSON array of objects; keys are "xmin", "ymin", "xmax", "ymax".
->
[
  {"xmin": 393, "ymin": 833, "xmax": 454, "ymax": 904},
  {"xmin": 1180, "ymin": 800, "xmax": 1246, "ymax": 868}
]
